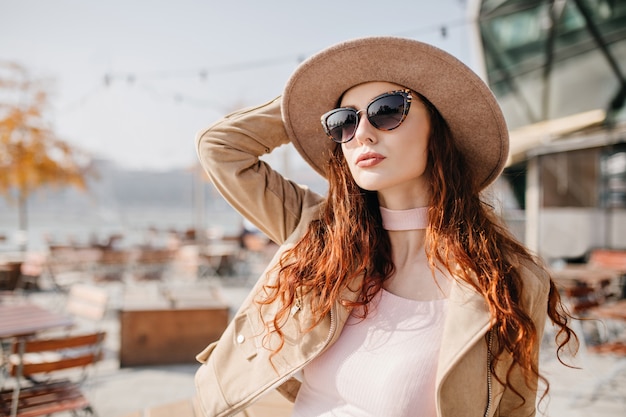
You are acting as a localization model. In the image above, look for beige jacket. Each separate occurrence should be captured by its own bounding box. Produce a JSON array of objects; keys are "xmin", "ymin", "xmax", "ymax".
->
[{"xmin": 194, "ymin": 97, "xmax": 550, "ymax": 417}]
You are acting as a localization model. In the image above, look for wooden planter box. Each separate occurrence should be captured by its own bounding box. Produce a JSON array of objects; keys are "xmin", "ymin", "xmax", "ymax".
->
[{"xmin": 119, "ymin": 302, "xmax": 229, "ymax": 367}]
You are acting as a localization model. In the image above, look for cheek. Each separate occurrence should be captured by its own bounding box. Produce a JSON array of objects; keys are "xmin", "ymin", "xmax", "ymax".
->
[
  {"xmin": 340, "ymin": 145, "xmax": 357, "ymax": 173},
  {"xmin": 400, "ymin": 132, "xmax": 429, "ymax": 160},
  {"xmin": 397, "ymin": 137, "xmax": 430, "ymax": 178}
]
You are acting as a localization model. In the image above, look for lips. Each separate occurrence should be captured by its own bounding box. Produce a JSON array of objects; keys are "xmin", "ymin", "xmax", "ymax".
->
[{"xmin": 356, "ymin": 152, "xmax": 385, "ymax": 168}]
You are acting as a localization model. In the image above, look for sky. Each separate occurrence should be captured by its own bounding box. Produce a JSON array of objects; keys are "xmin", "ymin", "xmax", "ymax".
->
[{"xmin": 0, "ymin": 0, "xmax": 477, "ymax": 173}]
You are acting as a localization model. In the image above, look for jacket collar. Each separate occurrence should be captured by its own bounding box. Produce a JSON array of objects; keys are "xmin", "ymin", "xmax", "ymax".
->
[{"xmin": 436, "ymin": 277, "xmax": 491, "ymax": 384}]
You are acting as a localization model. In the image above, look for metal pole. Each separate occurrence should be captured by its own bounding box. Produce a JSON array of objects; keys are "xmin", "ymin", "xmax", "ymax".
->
[{"xmin": 525, "ymin": 156, "xmax": 541, "ymax": 254}]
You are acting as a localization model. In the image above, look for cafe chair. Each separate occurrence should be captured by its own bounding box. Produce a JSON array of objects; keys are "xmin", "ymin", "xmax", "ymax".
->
[
  {"xmin": 563, "ymin": 282, "xmax": 603, "ymax": 315},
  {"xmin": 64, "ymin": 284, "xmax": 109, "ymax": 328},
  {"xmin": 131, "ymin": 247, "xmax": 176, "ymax": 281},
  {"xmin": 44, "ymin": 246, "xmax": 101, "ymax": 292},
  {"xmin": 586, "ymin": 301, "xmax": 626, "ymax": 355},
  {"xmin": 93, "ymin": 248, "xmax": 130, "ymax": 283},
  {"xmin": 0, "ymin": 330, "xmax": 106, "ymax": 417},
  {"xmin": 32, "ymin": 284, "xmax": 109, "ymax": 342}
]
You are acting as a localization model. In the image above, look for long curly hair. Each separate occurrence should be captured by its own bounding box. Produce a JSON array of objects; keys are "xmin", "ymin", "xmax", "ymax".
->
[{"xmin": 258, "ymin": 92, "xmax": 577, "ymax": 406}]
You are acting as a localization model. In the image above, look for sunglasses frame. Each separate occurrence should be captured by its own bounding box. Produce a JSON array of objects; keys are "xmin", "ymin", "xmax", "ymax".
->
[{"xmin": 320, "ymin": 89, "xmax": 413, "ymax": 144}]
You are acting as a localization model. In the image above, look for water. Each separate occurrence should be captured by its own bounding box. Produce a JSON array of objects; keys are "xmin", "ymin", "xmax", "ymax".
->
[{"xmin": 0, "ymin": 205, "xmax": 242, "ymax": 253}]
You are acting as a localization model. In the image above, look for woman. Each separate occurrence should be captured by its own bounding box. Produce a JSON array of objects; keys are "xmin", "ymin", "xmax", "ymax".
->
[{"xmin": 194, "ymin": 37, "xmax": 576, "ymax": 417}]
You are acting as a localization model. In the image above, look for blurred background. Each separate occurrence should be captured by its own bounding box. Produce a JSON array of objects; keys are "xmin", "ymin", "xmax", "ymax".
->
[
  {"xmin": 1, "ymin": 0, "xmax": 626, "ymax": 416},
  {"xmin": 0, "ymin": 0, "xmax": 471, "ymax": 252}
]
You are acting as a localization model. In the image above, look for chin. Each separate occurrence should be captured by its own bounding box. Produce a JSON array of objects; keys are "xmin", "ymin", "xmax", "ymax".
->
[
  {"xmin": 353, "ymin": 180, "xmax": 382, "ymax": 192},
  {"xmin": 352, "ymin": 173, "xmax": 389, "ymax": 192}
]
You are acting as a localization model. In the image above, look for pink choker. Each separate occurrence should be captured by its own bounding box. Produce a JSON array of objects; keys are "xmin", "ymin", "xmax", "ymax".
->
[{"xmin": 380, "ymin": 206, "xmax": 429, "ymax": 231}]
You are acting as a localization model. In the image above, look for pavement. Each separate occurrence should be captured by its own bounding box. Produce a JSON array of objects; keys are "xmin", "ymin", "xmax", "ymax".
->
[{"xmin": 4, "ymin": 276, "xmax": 626, "ymax": 417}]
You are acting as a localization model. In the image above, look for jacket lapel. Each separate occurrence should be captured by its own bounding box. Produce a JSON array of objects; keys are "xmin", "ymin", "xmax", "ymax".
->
[{"xmin": 436, "ymin": 279, "xmax": 491, "ymax": 385}]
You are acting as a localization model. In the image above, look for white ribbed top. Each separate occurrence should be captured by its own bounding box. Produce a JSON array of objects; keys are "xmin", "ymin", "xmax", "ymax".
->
[{"xmin": 291, "ymin": 289, "xmax": 447, "ymax": 417}]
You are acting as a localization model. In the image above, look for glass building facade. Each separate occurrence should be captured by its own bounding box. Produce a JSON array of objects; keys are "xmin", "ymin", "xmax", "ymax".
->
[
  {"xmin": 473, "ymin": 0, "xmax": 626, "ymax": 256},
  {"xmin": 478, "ymin": 0, "xmax": 625, "ymax": 130}
]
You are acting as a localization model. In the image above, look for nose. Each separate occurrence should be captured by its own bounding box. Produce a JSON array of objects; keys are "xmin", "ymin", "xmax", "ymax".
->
[{"xmin": 353, "ymin": 110, "xmax": 378, "ymax": 145}]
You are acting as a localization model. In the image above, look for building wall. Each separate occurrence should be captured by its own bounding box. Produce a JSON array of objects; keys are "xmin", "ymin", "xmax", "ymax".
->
[{"xmin": 476, "ymin": 0, "xmax": 626, "ymax": 258}]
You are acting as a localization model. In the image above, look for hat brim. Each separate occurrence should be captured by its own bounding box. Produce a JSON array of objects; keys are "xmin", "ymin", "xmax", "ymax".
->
[{"xmin": 281, "ymin": 36, "xmax": 509, "ymax": 190}]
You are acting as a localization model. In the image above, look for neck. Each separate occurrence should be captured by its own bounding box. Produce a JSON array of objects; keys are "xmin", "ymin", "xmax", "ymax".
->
[{"xmin": 380, "ymin": 206, "xmax": 429, "ymax": 231}]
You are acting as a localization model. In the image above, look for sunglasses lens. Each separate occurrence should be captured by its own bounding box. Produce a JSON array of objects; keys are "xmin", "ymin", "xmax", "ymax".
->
[
  {"xmin": 321, "ymin": 91, "xmax": 410, "ymax": 143},
  {"xmin": 367, "ymin": 93, "xmax": 406, "ymax": 130},
  {"xmin": 324, "ymin": 109, "xmax": 358, "ymax": 143}
]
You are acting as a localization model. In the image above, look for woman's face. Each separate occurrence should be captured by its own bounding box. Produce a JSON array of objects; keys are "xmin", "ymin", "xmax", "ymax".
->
[{"xmin": 339, "ymin": 81, "xmax": 432, "ymax": 208}]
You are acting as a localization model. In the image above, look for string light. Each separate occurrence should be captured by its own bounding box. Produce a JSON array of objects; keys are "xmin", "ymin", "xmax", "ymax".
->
[
  {"xmin": 63, "ymin": 17, "xmax": 473, "ymax": 112},
  {"xmin": 103, "ymin": 53, "xmax": 303, "ymax": 85}
]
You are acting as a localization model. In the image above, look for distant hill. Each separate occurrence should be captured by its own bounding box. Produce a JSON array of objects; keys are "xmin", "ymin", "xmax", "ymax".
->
[
  {"xmin": 0, "ymin": 159, "xmax": 202, "ymax": 212},
  {"xmin": 1, "ymin": 152, "xmax": 327, "ymax": 214},
  {"xmin": 0, "ymin": 154, "xmax": 328, "ymax": 250}
]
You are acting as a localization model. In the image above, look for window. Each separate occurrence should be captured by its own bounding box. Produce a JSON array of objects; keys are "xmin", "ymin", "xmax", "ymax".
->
[{"xmin": 478, "ymin": 0, "xmax": 626, "ymax": 128}]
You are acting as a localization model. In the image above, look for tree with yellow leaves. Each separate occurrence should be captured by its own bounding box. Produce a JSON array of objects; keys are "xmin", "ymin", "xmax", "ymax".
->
[{"xmin": 0, "ymin": 61, "xmax": 95, "ymax": 249}]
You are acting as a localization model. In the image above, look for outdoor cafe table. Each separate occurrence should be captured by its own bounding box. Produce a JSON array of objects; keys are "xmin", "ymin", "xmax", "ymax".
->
[
  {"xmin": 550, "ymin": 264, "xmax": 621, "ymax": 289},
  {"xmin": 0, "ymin": 303, "xmax": 74, "ymax": 417},
  {"xmin": 591, "ymin": 299, "xmax": 626, "ymax": 321}
]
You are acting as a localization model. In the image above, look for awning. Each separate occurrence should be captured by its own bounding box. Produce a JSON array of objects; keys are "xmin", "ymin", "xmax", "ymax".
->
[{"xmin": 506, "ymin": 109, "xmax": 607, "ymax": 166}]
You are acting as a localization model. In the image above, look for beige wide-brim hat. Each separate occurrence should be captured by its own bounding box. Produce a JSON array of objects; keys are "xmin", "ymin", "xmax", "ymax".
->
[{"xmin": 281, "ymin": 36, "xmax": 509, "ymax": 191}]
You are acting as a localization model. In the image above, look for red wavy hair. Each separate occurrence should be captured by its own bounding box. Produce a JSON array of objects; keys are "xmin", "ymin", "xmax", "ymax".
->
[{"xmin": 258, "ymin": 92, "xmax": 577, "ymax": 407}]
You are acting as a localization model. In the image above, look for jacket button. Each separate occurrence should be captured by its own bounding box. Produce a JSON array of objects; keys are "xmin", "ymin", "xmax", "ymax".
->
[{"xmin": 236, "ymin": 334, "xmax": 245, "ymax": 344}]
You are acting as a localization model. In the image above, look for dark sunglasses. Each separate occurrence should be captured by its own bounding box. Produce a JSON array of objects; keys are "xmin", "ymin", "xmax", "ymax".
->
[{"xmin": 320, "ymin": 89, "xmax": 413, "ymax": 143}]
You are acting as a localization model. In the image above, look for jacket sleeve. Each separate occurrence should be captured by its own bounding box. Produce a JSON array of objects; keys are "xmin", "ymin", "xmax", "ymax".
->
[{"xmin": 195, "ymin": 96, "xmax": 323, "ymax": 245}]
